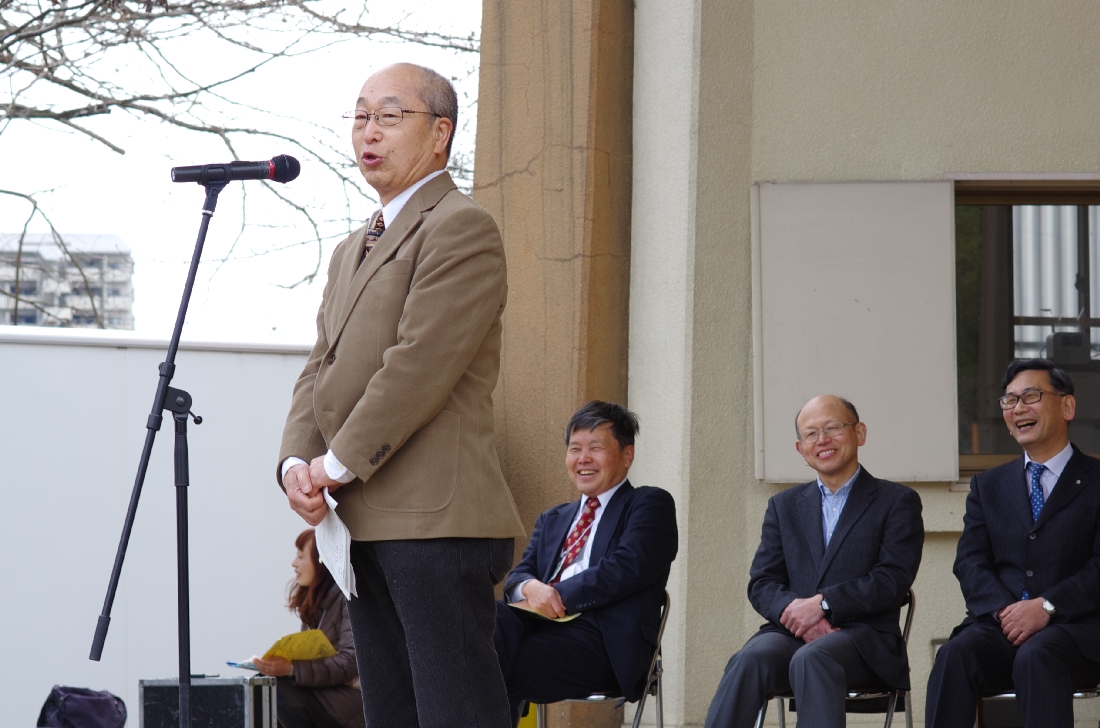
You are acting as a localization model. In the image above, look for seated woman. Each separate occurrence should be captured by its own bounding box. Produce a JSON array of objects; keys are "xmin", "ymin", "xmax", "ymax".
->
[{"xmin": 253, "ymin": 529, "xmax": 365, "ymax": 728}]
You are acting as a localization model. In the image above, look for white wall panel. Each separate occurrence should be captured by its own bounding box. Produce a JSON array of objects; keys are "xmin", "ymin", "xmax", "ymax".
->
[
  {"xmin": 752, "ymin": 181, "xmax": 958, "ymax": 482},
  {"xmin": 0, "ymin": 327, "xmax": 311, "ymax": 724}
]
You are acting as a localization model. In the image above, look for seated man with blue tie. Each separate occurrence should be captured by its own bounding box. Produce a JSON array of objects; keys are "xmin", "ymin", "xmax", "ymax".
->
[
  {"xmin": 704, "ymin": 394, "xmax": 924, "ymax": 728},
  {"xmin": 493, "ymin": 401, "xmax": 678, "ymax": 727},
  {"xmin": 926, "ymin": 359, "xmax": 1100, "ymax": 728}
]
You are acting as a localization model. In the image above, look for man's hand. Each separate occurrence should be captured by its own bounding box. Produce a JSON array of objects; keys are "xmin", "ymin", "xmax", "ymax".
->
[
  {"xmin": 998, "ymin": 598, "xmax": 1050, "ymax": 646},
  {"xmin": 515, "ymin": 580, "xmax": 567, "ymax": 619},
  {"xmin": 285, "ymin": 463, "xmax": 328, "ymax": 526},
  {"xmin": 252, "ymin": 655, "xmax": 292, "ymax": 677},
  {"xmin": 779, "ymin": 594, "xmax": 826, "ymax": 638},
  {"xmin": 801, "ymin": 619, "xmax": 839, "ymax": 644},
  {"xmin": 309, "ymin": 455, "xmax": 343, "ymax": 492}
]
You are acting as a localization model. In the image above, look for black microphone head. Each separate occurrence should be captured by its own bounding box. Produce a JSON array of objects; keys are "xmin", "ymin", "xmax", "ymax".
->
[{"xmin": 271, "ymin": 155, "xmax": 301, "ymax": 184}]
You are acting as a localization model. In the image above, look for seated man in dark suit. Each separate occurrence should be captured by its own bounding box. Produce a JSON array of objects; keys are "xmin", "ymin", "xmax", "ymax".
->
[
  {"xmin": 926, "ymin": 359, "xmax": 1100, "ymax": 728},
  {"xmin": 705, "ymin": 395, "xmax": 924, "ymax": 728},
  {"xmin": 493, "ymin": 400, "xmax": 678, "ymax": 727}
]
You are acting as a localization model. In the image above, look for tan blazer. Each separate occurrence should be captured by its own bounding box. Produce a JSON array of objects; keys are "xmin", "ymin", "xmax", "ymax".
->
[{"xmin": 278, "ymin": 172, "xmax": 525, "ymax": 542}]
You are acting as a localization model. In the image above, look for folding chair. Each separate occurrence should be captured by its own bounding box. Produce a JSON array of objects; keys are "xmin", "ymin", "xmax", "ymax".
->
[
  {"xmin": 755, "ymin": 588, "xmax": 915, "ymax": 728},
  {"xmin": 534, "ymin": 590, "xmax": 670, "ymax": 728},
  {"xmin": 978, "ymin": 684, "xmax": 1100, "ymax": 727}
]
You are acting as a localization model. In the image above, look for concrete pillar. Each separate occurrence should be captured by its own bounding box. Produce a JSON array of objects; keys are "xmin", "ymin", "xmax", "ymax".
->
[
  {"xmin": 475, "ymin": 1, "xmax": 634, "ymax": 724},
  {"xmin": 475, "ymin": 0, "xmax": 634, "ymax": 541}
]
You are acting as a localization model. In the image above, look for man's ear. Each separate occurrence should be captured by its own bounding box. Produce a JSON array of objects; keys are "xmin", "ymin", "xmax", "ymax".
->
[
  {"xmin": 433, "ymin": 117, "xmax": 454, "ymax": 156},
  {"xmin": 1063, "ymin": 394, "xmax": 1077, "ymax": 422},
  {"xmin": 854, "ymin": 422, "xmax": 867, "ymax": 447},
  {"xmin": 622, "ymin": 444, "xmax": 635, "ymax": 468}
]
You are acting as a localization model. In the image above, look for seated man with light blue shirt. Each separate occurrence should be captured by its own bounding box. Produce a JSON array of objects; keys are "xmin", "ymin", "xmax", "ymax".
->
[
  {"xmin": 704, "ymin": 395, "xmax": 924, "ymax": 728},
  {"xmin": 493, "ymin": 401, "xmax": 678, "ymax": 727}
]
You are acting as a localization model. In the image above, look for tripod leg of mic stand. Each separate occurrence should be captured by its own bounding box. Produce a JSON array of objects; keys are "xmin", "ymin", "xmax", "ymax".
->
[{"xmin": 174, "ymin": 409, "xmax": 192, "ymax": 728}]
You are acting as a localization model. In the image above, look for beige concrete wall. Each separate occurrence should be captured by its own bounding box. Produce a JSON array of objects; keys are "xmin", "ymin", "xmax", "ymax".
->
[{"xmin": 631, "ymin": 1, "xmax": 1100, "ymax": 726}]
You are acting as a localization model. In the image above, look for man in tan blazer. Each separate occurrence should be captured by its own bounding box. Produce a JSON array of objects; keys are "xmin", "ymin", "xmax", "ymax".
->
[{"xmin": 277, "ymin": 62, "xmax": 525, "ymax": 728}]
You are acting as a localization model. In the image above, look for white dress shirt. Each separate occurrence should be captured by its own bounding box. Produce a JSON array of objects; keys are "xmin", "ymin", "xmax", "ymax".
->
[
  {"xmin": 280, "ymin": 169, "xmax": 448, "ymax": 484},
  {"xmin": 508, "ymin": 479, "xmax": 626, "ymax": 603},
  {"xmin": 1023, "ymin": 441, "xmax": 1073, "ymax": 501}
]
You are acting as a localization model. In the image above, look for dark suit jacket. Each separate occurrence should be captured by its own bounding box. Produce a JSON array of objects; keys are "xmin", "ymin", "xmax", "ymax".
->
[
  {"xmin": 953, "ymin": 446, "xmax": 1100, "ymax": 660},
  {"xmin": 504, "ymin": 482, "xmax": 678, "ymax": 701},
  {"xmin": 749, "ymin": 468, "xmax": 924, "ymax": 689}
]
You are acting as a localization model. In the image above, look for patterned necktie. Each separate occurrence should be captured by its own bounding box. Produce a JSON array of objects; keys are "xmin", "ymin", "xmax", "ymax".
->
[
  {"xmin": 1028, "ymin": 461, "xmax": 1046, "ymax": 522},
  {"xmin": 1022, "ymin": 462, "xmax": 1046, "ymax": 600},
  {"xmin": 550, "ymin": 497, "xmax": 601, "ymax": 585},
  {"xmin": 361, "ymin": 210, "xmax": 385, "ymax": 265}
]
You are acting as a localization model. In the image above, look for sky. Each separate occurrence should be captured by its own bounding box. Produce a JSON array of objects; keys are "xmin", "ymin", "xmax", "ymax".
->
[{"xmin": 0, "ymin": 0, "xmax": 482, "ymax": 344}]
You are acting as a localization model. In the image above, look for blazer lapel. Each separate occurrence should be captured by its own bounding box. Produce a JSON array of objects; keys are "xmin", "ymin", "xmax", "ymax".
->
[
  {"xmin": 1001, "ymin": 457, "xmax": 1034, "ymax": 532},
  {"xmin": 1034, "ymin": 447, "xmax": 1092, "ymax": 531},
  {"xmin": 589, "ymin": 481, "xmax": 633, "ymax": 563},
  {"xmin": 817, "ymin": 468, "xmax": 877, "ymax": 580},
  {"xmin": 329, "ymin": 173, "xmax": 457, "ymax": 345},
  {"xmin": 797, "ymin": 482, "xmax": 825, "ymax": 573},
  {"xmin": 539, "ymin": 501, "xmax": 581, "ymax": 582}
]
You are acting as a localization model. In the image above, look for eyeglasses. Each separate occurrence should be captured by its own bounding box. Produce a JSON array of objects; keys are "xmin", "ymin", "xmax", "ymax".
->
[
  {"xmin": 341, "ymin": 108, "xmax": 436, "ymax": 129},
  {"xmin": 998, "ymin": 388, "xmax": 1065, "ymax": 410},
  {"xmin": 798, "ymin": 422, "xmax": 856, "ymax": 444}
]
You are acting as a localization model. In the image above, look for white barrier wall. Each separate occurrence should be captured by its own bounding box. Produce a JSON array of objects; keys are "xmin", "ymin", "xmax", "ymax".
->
[{"xmin": 0, "ymin": 326, "xmax": 312, "ymax": 724}]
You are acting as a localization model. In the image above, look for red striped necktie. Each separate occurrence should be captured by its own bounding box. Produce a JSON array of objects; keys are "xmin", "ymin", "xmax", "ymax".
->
[{"xmin": 550, "ymin": 497, "xmax": 600, "ymax": 585}]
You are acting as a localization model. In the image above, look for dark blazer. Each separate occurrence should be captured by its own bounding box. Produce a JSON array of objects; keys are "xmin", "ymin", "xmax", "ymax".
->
[
  {"xmin": 749, "ymin": 467, "xmax": 924, "ymax": 689},
  {"xmin": 952, "ymin": 446, "xmax": 1100, "ymax": 660},
  {"xmin": 504, "ymin": 482, "xmax": 678, "ymax": 701}
]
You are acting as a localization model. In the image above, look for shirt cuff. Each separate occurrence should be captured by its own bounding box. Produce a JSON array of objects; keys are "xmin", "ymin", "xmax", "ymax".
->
[
  {"xmin": 507, "ymin": 579, "xmax": 534, "ymax": 604},
  {"xmin": 324, "ymin": 450, "xmax": 358, "ymax": 484},
  {"xmin": 281, "ymin": 457, "xmax": 307, "ymax": 481}
]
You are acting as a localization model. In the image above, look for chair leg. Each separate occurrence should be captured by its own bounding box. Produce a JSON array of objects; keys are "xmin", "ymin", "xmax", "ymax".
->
[
  {"xmin": 753, "ymin": 700, "xmax": 767, "ymax": 728},
  {"xmin": 656, "ymin": 675, "xmax": 663, "ymax": 728},
  {"xmin": 883, "ymin": 690, "xmax": 897, "ymax": 728},
  {"xmin": 535, "ymin": 703, "xmax": 547, "ymax": 728},
  {"xmin": 776, "ymin": 697, "xmax": 786, "ymax": 728},
  {"xmin": 904, "ymin": 690, "xmax": 912, "ymax": 728},
  {"xmin": 631, "ymin": 692, "xmax": 647, "ymax": 728}
]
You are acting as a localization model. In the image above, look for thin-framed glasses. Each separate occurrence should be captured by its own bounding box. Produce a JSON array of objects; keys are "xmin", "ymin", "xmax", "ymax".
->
[
  {"xmin": 799, "ymin": 422, "xmax": 856, "ymax": 444},
  {"xmin": 998, "ymin": 388, "xmax": 1064, "ymax": 410},
  {"xmin": 341, "ymin": 108, "xmax": 436, "ymax": 129}
]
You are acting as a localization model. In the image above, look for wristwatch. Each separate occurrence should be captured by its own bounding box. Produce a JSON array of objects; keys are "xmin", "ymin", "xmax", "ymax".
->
[
  {"xmin": 820, "ymin": 598, "xmax": 832, "ymax": 616},
  {"xmin": 1042, "ymin": 599, "xmax": 1057, "ymax": 616}
]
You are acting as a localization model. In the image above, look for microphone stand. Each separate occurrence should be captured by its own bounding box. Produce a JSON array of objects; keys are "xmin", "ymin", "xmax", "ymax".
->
[{"xmin": 90, "ymin": 180, "xmax": 227, "ymax": 728}]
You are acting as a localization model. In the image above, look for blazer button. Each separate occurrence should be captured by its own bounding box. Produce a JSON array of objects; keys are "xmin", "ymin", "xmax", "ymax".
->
[
  {"xmin": 382, "ymin": 443, "xmax": 391, "ymax": 453},
  {"xmin": 375, "ymin": 450, "xmax": 385, "ymax": 459},
  {"xmin": 327, "ymin": 353, "xmax": 336, "ymax": 365},
  {"xmin": 1029, "ymin": 533, "xmax": 1036, "ymax": 540},
  {"xmin": 1026, "ymin": 570, "xmax": 1034, "ymax": 577},
  {"xmin": 369, "ymin": 457, "xmax": 378, "ymax": 466}
]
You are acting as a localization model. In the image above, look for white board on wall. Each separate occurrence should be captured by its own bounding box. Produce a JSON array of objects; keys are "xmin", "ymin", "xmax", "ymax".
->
[{"xmin": 752, "ymin": 181, "xmax": 958, "ymax": 483}]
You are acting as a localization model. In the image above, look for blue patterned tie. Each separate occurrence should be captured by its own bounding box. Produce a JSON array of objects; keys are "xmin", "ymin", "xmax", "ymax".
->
[{"xmin": 1022, "ymin": 462, "xmax": 1046, "ymax": 600}]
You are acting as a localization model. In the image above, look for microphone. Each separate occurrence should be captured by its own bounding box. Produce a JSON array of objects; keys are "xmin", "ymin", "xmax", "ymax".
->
[{"xmin": 171, "ymin": 155, "xmax": 301, "ymax": 184}]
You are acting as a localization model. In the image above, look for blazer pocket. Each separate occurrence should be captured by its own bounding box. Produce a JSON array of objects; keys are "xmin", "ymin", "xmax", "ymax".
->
[{"xmin": 360, "ymin": 409, "xmax": 459, "ymax": 513}]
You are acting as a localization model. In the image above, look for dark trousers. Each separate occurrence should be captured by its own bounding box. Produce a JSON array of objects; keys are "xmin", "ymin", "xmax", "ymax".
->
[
  {"xmin": 704, "ymin": 630, "xmax": 879, "ymax": 728},
  {"xmin": 493, "ymin": 602, "xmax": 620, "ymax": 728},
  {"xmin": 276, "ymin": 677, "xmax": 360, "ymax": 728},
  {"xmin": 346, "ymin": 538, "xmax": 514, "ymax": 728},
  {"xmin": 926, "ymin": 620, "xmax": 1100, "ymax": 728}
]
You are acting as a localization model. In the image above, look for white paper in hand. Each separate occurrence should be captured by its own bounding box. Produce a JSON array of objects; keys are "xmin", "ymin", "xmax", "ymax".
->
[{"xmin": 317, "ymin": 487, "xmax": 357, "ymax": 599}]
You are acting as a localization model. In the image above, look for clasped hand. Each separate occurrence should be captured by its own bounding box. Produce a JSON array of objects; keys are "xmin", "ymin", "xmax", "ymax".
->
[
  {"xmin": 512, "ymin": 580, "xmax": 567, "ymax": 619},
  {"xmin": 780, "ymin": 594, "xmax": 838, "ymax": 643},
  {"xmin": 998, "ymin": 598, "xmax": 1050, "ymax": 646},
  {"xmin": 285, "ymin": 457, "xmax": 343, "ymax": 526}
]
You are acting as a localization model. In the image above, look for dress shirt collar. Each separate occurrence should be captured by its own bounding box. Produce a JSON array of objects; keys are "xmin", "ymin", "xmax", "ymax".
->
[
  {"xmin": 817, "ymin": 466, "xmax": 861, "ymax": 498},
  {"xmin": 587, "ymin": 478, "xmax": 626, "ymax": 510},
  {"xmin": 1024, "ymin": 441, "xmax": 1073, "ymax": 478},
  {"xmin": 377, "ymin": 169, "xmax": 447, "ymax": 230}
]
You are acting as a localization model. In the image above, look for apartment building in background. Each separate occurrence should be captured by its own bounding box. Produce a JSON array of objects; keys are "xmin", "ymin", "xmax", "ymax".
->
[{"xmin": 0, "ymin": 233, "xmax": 134, "ymax": 329}]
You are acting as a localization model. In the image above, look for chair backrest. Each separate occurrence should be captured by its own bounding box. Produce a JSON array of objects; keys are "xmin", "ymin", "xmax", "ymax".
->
[
  {"xmin": 641, "ymin": 590, "xmax": 671, "ymax": 694},
  {"xmin": 900, "ymin": 588, "xmax": 915, "ymax": 646}
]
